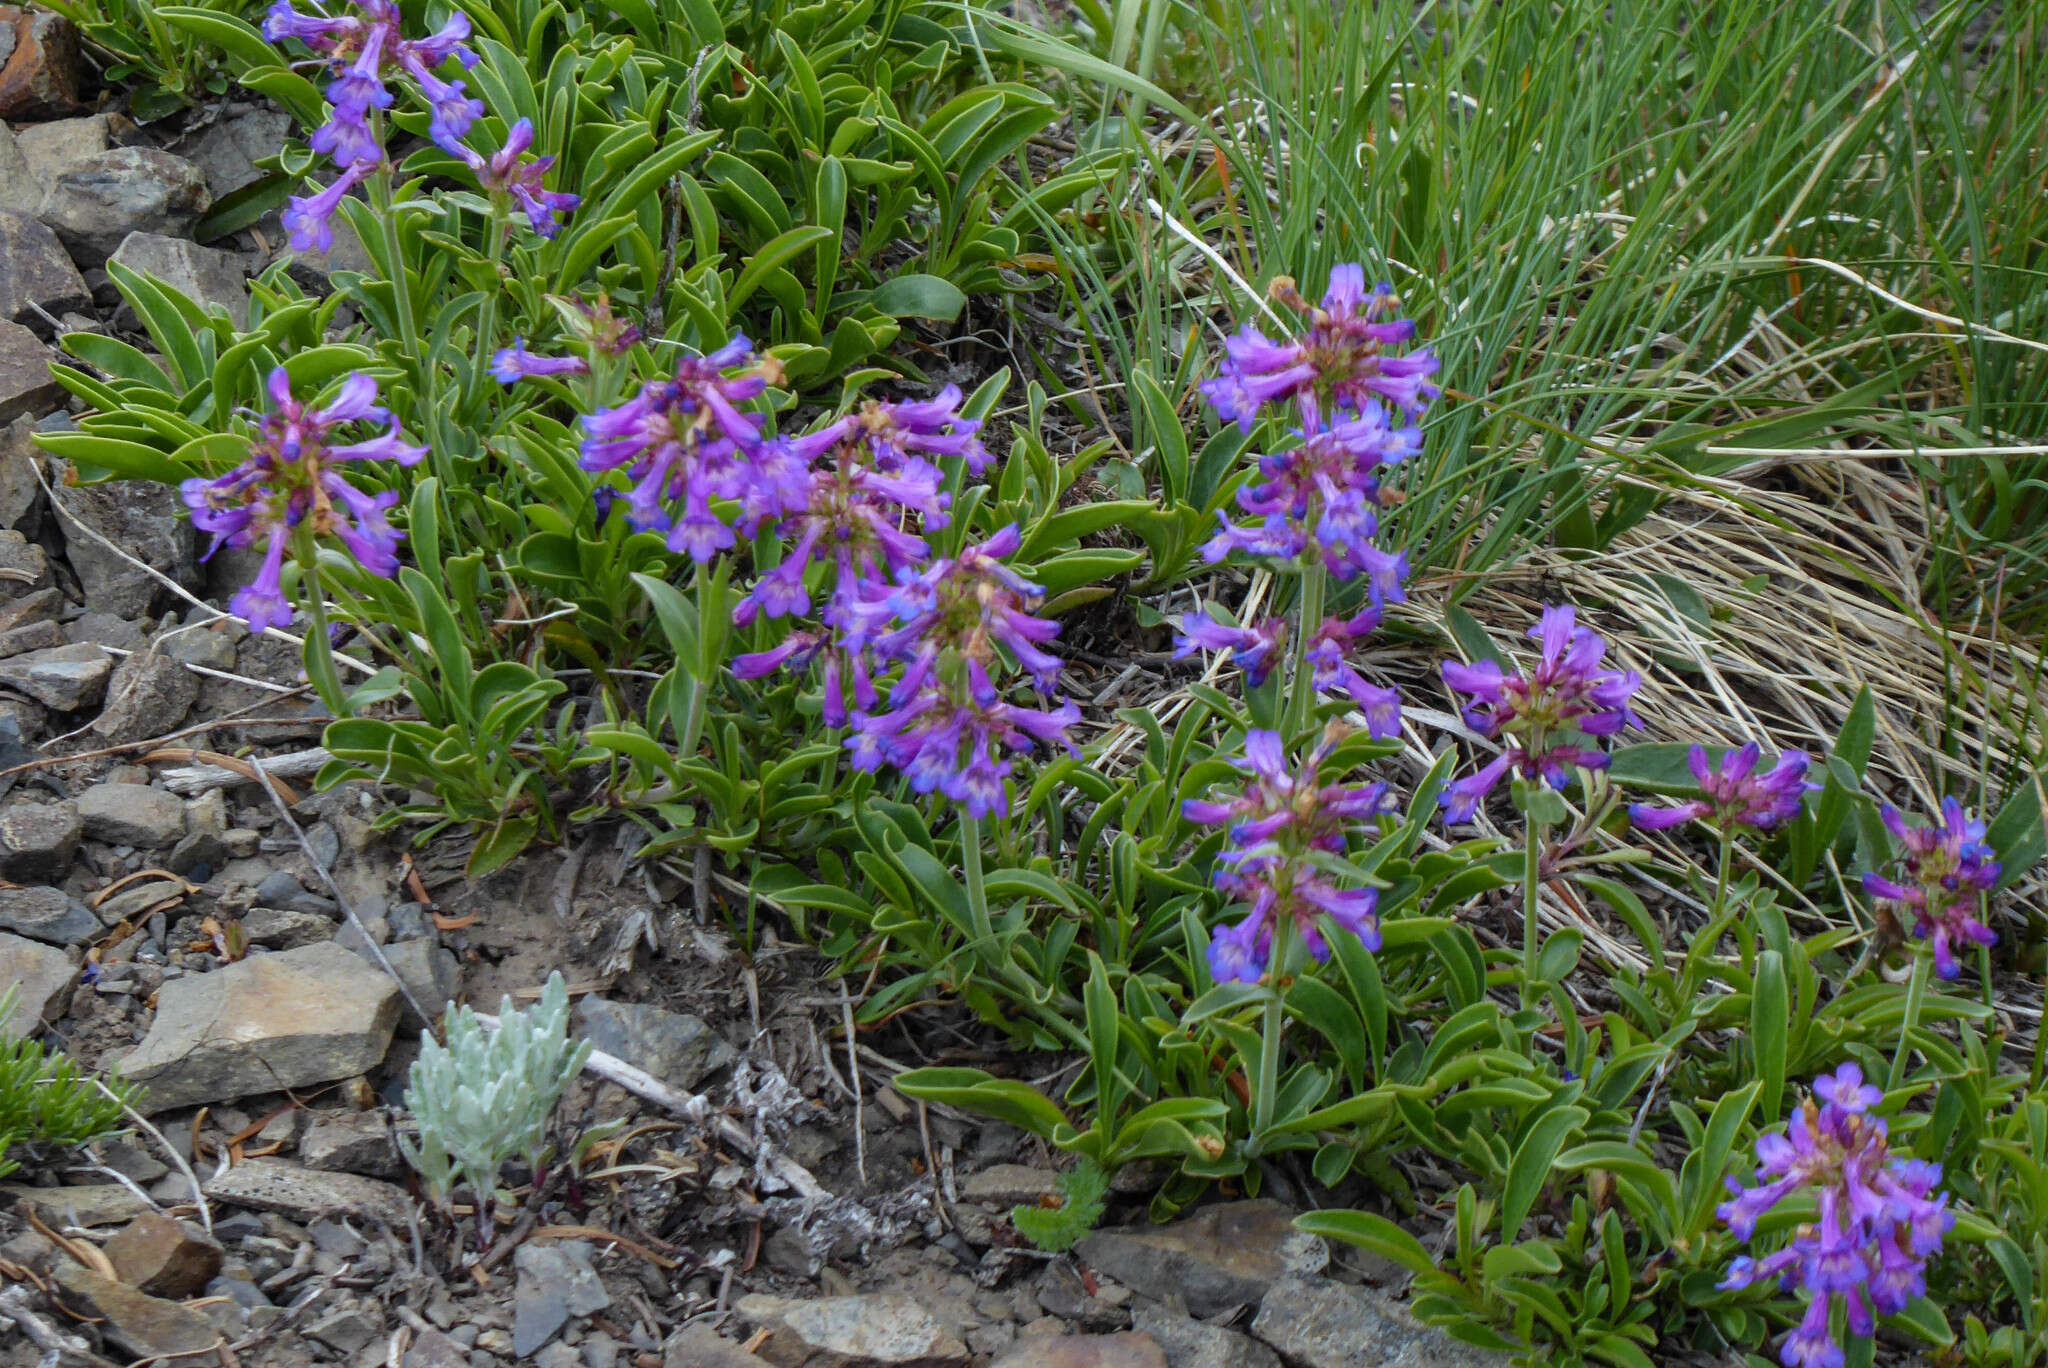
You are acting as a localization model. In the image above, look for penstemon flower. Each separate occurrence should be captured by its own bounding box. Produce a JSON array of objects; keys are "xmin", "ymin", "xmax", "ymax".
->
[
  {"xmin": 1719, "ymin": 1064, "xmax": 1952, "ymax": 1368},
  {"xmin": 1202, "ymin": 265, "xmax": 1440, "ymax": 432},
  {"xmin": 181, "ymin": 368, "xmax": 425, "ymax": 634},
  {"xmin": 1862, "ymin": 798, "xmax": 2000, "ymax": 979},
  {"xmin": 1173, "ymin": 612, "xmax": 1289, "ymax": 687},
  {"xmin": 1183, "ymin": 728, "xmax": 1395, "ymax": 983},
  {"xmin": 1628, "ymin": 743, "xmax": 1819, "ymax": 833},
  {"xmin": 1438, "ymin": 604, "xmax": 1641, "ymax": 823},
  {"xmin": 459, "ymin": 118, "xmax": 579, "ymax": 238},
  {"xmin": 265, "ymin": 0, "xmax": 482, "ymax": 169},
  {"xmin": 848, "ymin": 387, "xmax": 990, "ymax": 478},
  {"xmin": 577, "ymin": 334, "xmax": 785, "ymax": 560},
  {"xmin": 842, "ymin": 525, "xmax": 1078, "ymax": 818},
  {"xmin": 491, "ymin": 338, "xmax": 590, "ymax": 384},
  {"xmin": 1174, "ymin": 608, "xmax": 1401, "ymax": 740}
]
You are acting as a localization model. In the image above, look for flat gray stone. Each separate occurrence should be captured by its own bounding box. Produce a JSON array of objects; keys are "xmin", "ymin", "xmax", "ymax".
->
[
  {"xmin": 0, "ymin": 318, "xmax": 55, "ymax": 425},
  {"xmin": 0, "ymin": 122, "xmax": 34, "ymax": 217},
  {"xmin": 90, "ymin": 649, "xmax": 198, "ymax": 744},
  {"xmin": 185, "ymin": 108, "xmax": 288, "ymax": 199},
  {"xmin": 375, "ymin": 937, "xmax": 458, "ymax": 1033},
  {"xmin": 239, "ymin": 906, "xmax": 333, "ymax": 949},
  {"xmin": 0, "ymin": 884, "xmax": 97, "ymax": 944},
  {"xmin": 1075, "ymin": 1201, "xmax": 1327, "ymax": 1319},
  {"xmin": 575, "ymin": 996, "xmax": 733, "ymax": 1090},
  {"xmin": 117, "ymin": 941, "xmax": 400, "ymax": 1112},
  {"xmin": 961, "ymin": 1163, "xmax": 1063, "ymax": 1206},
  {"xmin": 0, "ymin": 797, "xmax": 80, "ymax": 880},
  {"xmin": 0, "ymin": 526, "xmax": 47, "ymax": 596},
  {"xmin": 203, "ymin": 1156, "xmax": 413, "ymax": 1229},
  {"xmin": 0, "ymin": 930, "xmax": 72, "ymax": 1037},
  {"xmin": 53, "ymin": 1264, "xmax": 219, "ymax": 1361},
  {"xmin": 514, "ymin": 1240, "xmax": 612, "ymax": 1357},
  {"xmin": 109, "ymin": 232, "xmax": 248, "ymax": 328},
  {"xmin": 735, "ymin": 1293, "xmax": 970, "ymax": 1368},
  {"xmin": 300, "ymin": 1108, "xmax": 408, "ymax": 1178},
  {"xmin": 0, "ymin": 640, "xmax": 109, "ymax": 710},
  {"xmin": 2, "ymin": 1182, "xmax": 153, "ymax": 1226},
  {"xmin": 77, "ymin": 781, "xmax": 185, "ymax": 847},
  {"xmin": 1131, "ymin": 1306, "xmax": 1280, "ymax": 1368},
  {"xmin": 12, "ymin": 113, "xmax": 106, "ymax": 186},
  {"xmin": 989, "ymin": 1335, "xmax": 1168, "ymax": 1368},
  {"xmin": 664, "ymin": 1324, "xmax": 772, "ymax": 1368},
  {"xmin": 0, "ymin": 415, "xmax": 46, "ymax": 530},
  {"xmin": 0, "ymin": 209, "xmax": 89, "ymax": 327},
  {"xmin": 1249, "ymin": 1278, "xmax": 1510, "ymax": 1368},
  {"xmin": 0, "ymin": 617, "xmax": 61, "ymax": 655},
  {"xmin": 39, "ymin": 146, "xmax": 211, "ymax": 266}
]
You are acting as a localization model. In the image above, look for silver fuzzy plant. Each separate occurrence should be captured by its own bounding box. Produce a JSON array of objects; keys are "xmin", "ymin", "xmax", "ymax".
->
[{"xmin": 399, "ymin": 972, "xmax": 592, "ymax": 1239}]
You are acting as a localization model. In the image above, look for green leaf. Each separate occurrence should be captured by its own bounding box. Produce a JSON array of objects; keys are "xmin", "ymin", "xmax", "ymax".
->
[
  {"xmin": 891, "ymin": 1066, "xmax": 1069, "ymax": 1138},
  {"xmin": 467, "ymin": 814, "xmax": 537, "ymax": 879},
  {"xmin": 1293, "ymin": 1209, "xmax": 1439, "ymax": 1279},
  {"xmin": 1500, "ymin": 1105, "xmax": 1586, "ymax": 1239},
  {"xmin": 1986, "ymin": 778, "xmax": 2045, "ymax": 893},
  {"xmin": 729, "ymin": 225, "xmax": 834, "ymax": 310},
  {"xmin": 1752, "ymin": 951, "xmax": 1787, "ymax": 1118},
  {"xmin": 871, "ymin": 273, "xmax": 967, "ymax": 321}
]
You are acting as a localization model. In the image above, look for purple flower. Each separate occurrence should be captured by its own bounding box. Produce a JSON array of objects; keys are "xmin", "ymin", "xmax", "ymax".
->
[
  {"xmin": 1628, "ymin": 743, "xmax": 1820, "ymax": 833},
  {"xmin": 1862, "ymin": 798, "xmax": 2000, "ymax": 979},
  {"xmin": 1304, "ymin": 608, "xmax": 1400, "ymax": 739},
  {"xmin": 1183, "ymin": 727, "xmax": 1395, "ymax": 981},
  {"xmin": 265, "ymin": 0, "xmax": 480, "ymax": 171},
  {"xmin": 282, "ymin": 159, "xmax": 374, "ymax": 253},
  {"xmin": 865, "ymin": 525, "xmax": 1064, "ymax": 695},
  {"xmin": 1200, "ymin": 264, "xmax": 1439, "ymax": 434},
  {"xmin": 1174, "ymin": 612, "xmax": 1288, "ymax": 687},
  {"xmin": 846, "ymin": 688, "xmax": 1079, "ymax": 819},
  {"xmin": 1717, "ymin": 1064, "xmax": 1952, "ymax": 1368},
  {"xmin": 1200, "ymin": 406, "xmax": 1419, "ymax": 591},
  {"xmin": 850, "ymin": 386, "xmax": 989, "ymax": 477},
  {"xmin": 1437, "ymin": 605, "xmax": 1642, "ymax": 822},
  {"xmin": 491, "ymin": 338, "xmax": 590, "ymax": 384},
  {"xmin": 461, "ymin": 118, "xmax": 579, "ymax": 237},
  {"xmin": 181, "ymin": 368, "xmax": 425, "ymax": 633},
  {"xmin": 577, "ymin": 334, "xmax": 783, "ymax": 559}
]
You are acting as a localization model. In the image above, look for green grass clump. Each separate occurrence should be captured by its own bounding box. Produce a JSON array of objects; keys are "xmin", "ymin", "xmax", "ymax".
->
[{"xmin": 0, "ymin": 987, "xmax": 135, "ymax": 1179}]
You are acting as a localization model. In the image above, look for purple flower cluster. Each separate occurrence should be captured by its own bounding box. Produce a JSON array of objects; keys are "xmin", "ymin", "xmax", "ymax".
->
[
  {"xmin": 1175, "ymin": 606, "xmax": 1401, "ymax": 739},
  {"xmin": 1438, "ymin": 605, "xmax": 1642, "ymax": 823},
  {"xmin": 1184, "ymin": 729, "xmax": 1395, "ymax": 983},
  {"xmin": 1628, "ymin": 743, "xmax": 1819, "ymax": 833},
  {"xmin": 1862, "ymin": 798, "xmax": 2001, "ymax": 979},
  {"xmin": 491, "ymin": 297, "xmax": 642, "ymax": 386},
  {"xmin": 1718, "ymin": 1064, "xmax": 1952, "ymax": 1368},
  {"xmin": 841, "ymin": 527, "xmax": 1079, "ymax": 818},
  {"xmin": 182, "ymin": 368, "xmax": 425, "ymax": 633},
  {"xmin": 1197, "ymin": 264, "xmax": 1435, "ymax": 598},
  {"xmin": 267, "ymin": 0, "xmax": 578, "ymax": 250},
  {"xmin": 576, "ymin": 334, "xmax": 785, "ymax": 561}
]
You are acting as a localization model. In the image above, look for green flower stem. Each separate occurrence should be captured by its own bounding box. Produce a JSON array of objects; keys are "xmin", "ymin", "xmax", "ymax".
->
[
  {"xmin": 962, "ymin": 814, "xmax": 1086, "ymax": 1052},
  {"xmin": 1285, "ymin": 561, "xmax": 1326, "ymax": 740},
  {"xmin": 1886, "ymin": 950, "xmax": 1930, "ymax": 1091},
  {"xmin": 293, "ymin": 534, "xmax": 349, "ymax": 717},
  {"xmin": 1711, "ymin": 828, "xmax": 1734, "ymax": 919},
  {"xmin": 463, "ymin": 206, "xmax": 511, "ymax": 411},
  {"xmin": 1250, "ymin": 931, "xmax": 1289, "ymax": 1154},
  {"xmin": 1521, "ymin": 815, "xmax": 1546, "ymax": 1012}
]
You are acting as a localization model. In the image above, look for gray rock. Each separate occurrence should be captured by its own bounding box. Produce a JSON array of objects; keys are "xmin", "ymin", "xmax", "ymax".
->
[
  {"xmin": 239, "ymin": 906, "xmax": 333, "ymax": 949},
  {"xmin": 734, "ymin": 1294, "xmax": 970, "ymax": 1368},
  {"xmin": 0, "ymin": 415, "xmax": 47, "ymax": 530},
  {"xmin": 2, "ymin": 1182, "xmax": 151, "ymax": 1226},
  {"xmin": 158, "ymin": 616, "xmax": 238, "ymax": 668},
  {"xmin": 575, "ymin": 997, "xmax": 734, "ymax": 1090},
  {"xmin": 1130, "ymin": 1307, "xmax": 1280, "ymax": 1368},
  {"xmin": 78, "ymin": 782, "xmax": 185, "ymax": 847},
  {"xmin": 0, "ymin": 526, "xmax": 47, "ymax": 595},
  {"xmin": 989, "ymin": 1335, "xmax": 1168, "ymax": 1368},
  {"xmin": 409, "ymin": 1328, "xmax": 473, "ymax": 1368},
  {"xmin": 0, "ymin": 639, "xmax": 108, "ymax": 709},
  {"xmin": 0, "ymin": 617, "xmax": 61, "ymax": 655},
  {"xmin": 52, "ymin": 1264, "xmax": 220, "ymax": 1361},
  {"xmin": 1249, "ymin": 1278, "xmax": 1509, "ymax": 1368},
  {"xmin": 12, "ymin": 114, "xmax": 106, "ymax": 186},
  {"xmin": 0, "ymin": 123, "xmax": 32, "ymax": 217},
  {"xmin": 39, "ymin": 147, "xmax": 212, "ymax": 266},
  {"xmin": 300, "ymin": 1108, "xmax": 408, "ymax": 1178},
  {"xmin": 0, "ymin": 930, "xmax": 72, "ymax": 1037},
  {"xmin": 117, "ymin": 941, "xmax": 400, "ymax": 1112},
  {"xmin": 664, "ymin": 1324, "xmax": 772, "ymax": 1368},
  {"xmin": 51, "ymin": 465, "xmax": 198, "ymax": 618},
  {"xmin": 536, "ymin": 1344, "xmax": 583, "ymax": 1368},
  {"xmin": 0, "ymin": 884, "xmax": 97, "ymax": 944},
  {"xmin": 307, "ymin": 1307, "xmax": 382, "ymax": 1355},
  {"xmin": 513, "ymin": 1241, "xmax": 612, "ymax": 1357},
  {"xmin": 0, "ymin": 209, "xmax": 89, "ymax": 327},
  {"xmin": 0, "ymin": 586, "xmax": 58, "ymax": 633},
  {"xmin": 167, "ymin": 828, "xmax": 227, "ymax": 876},
  {"xmin": 109, "ymin": 232, "xmax": 248, "ymax": 329},
  {"xmin": 281, "ymin": 212, "xmax": 373, "ymax": 286},
  {"xmin": 0, "ymin": 797, "xmax": 79, "ymax": 879},
  {"xmin": 185, "ymin": 108, "xmax": 289, "ymax": 199},
  {"xmin": 0, "ymin": 318, "xmax": 55, "ymax": 424},
  {"xmin": 68, "ymin": 610, "xmax": 149, "ymax": 652},
  {"xmin": 91, "ymin": 649, "xmax": 198, "ymax": 743},
  {"xmin": 0, "ymin": 7, "xmax": 84, "ymax": 120},
  {"xmin": 375, "ymin": 938, "xmax": 458, "ymax": 1034},
  {"xmin": 202, "ymin": 1155, "xmax": 413, "ymax": 1228},
  {"xmin": 253, "ymin": 869, "xmax": 305, "ymax": 906},
  {"xmin": 1075, "ymin": 1202, "xmax": 1327, "ymax": 1320}
]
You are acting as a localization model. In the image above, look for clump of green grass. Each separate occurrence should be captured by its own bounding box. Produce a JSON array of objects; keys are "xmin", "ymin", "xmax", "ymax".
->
[{"xmin": 0, "ymin": 987, "xmax": 135, "ymax": 1178}]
